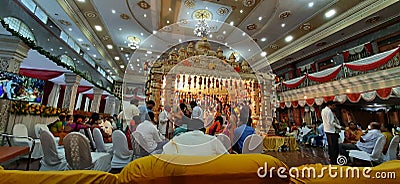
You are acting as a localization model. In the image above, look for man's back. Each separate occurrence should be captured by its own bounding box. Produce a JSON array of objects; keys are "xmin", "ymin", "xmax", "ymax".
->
[
  {"xmin": 234, "ymin": 124, "xmax": 255, "ymax": 151},
  {"xmin": 136, "ymin": 120, "xmax": 162, "ymax": 151},
  {"xmin": 356, "ymin": 129, "xmax": 383, "ymax": 153}
]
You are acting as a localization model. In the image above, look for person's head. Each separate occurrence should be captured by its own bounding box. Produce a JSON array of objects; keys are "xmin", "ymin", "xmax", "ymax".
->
[
  {"xmin": 302, "ymin": 123, "xmax": 307, "ymax": 127},
  {"xmin": 66, "ymin": 115, "xmax": 73, "ymax": 122},
  {"xmin": 326, "ymin": 101, "xmax": 336, "ymax": 109},
  {"xmin": 59, "ymin": 113, "xmax": 66, "ymax": 121},
  {"xmin": 291, "ymin": 121, "xmax": 296, "ymax": 126},
  {"xmin": 349, "ymin": 121, "xmax": 357, "ymax": 130},
  {"xmin": 316, "ymin": 120, "xmax": 322, "ymax": 125},
  {"xmin": 164, "ymin": 105, "xmax": 171, "ymax": 113},
  {"xmin": 130, "ymin": 99, "xmax": 139, "ymax": 106},
  {"xmin": 90, "ymin": 113, "xmax": 100, "ymax": 123},
  {"xmin": 215, "ymin": 116, "xmax": 223, "ymax": 124},
  {"xmin": 146, "ymin": 100, "xmax": 155, "ymax": 110},
  {"xmin": 74, "ymin": 115, "xmax": 84, "ymax": 124},
  {"xmin": 239, "ymin": 108, "xmax": 249, "ymax": 126},
  {"xmin": 369, "ymin": 122, "xmax": 380, "ymax": 130},
  {"xmin": 381, "ymin": 123, "xmax": 393, "ymax": 132},
  {"xmin": 147, "ymin": 111, "xmax": 155, "ymax": 122},
  {"xmin": 187, "ymin": 119, "xmax": 204, "ymax": 132},
  {"xmin": 190, "ymin": 101, "xmax": 197, "ymax": 108}
]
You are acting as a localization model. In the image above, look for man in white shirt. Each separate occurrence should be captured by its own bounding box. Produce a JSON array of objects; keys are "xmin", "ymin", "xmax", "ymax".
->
[
  {"xmin": 158, "ymin": 106, "xmax": 174, "ymax": 138},
  {"xmin": 339, "ymin": 122, "xmax": 383, "ymax": 159},
  {"xmin": 119, "ymin": 99, "xmax": 140, "ymax": 131},
  {"xmin": 135, "ymin": 112, "xmax": 167, "ymax": 154},
  {"xmin": 162, "ymin": 119, "xmax": 227, "ymax": 156},
  {"xmin": 190, "ymin": 101, "xmax": 204, "ymax": 122},
  {"xmin": 321, "ymin": 101, "xmax": 342, "ymax": 164}
]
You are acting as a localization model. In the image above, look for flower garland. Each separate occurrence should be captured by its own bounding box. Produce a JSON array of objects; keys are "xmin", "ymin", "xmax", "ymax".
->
[
  {"xmin": 10, "ymin": 101, "xmax": 69, "ymax": 117},
  {"xmin": 0, "ymin": 18, "xmax": 117, "ymax": 98}
]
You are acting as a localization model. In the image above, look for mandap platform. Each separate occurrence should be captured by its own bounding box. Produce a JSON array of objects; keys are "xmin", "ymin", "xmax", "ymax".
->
[{"xmin": 262, "ymin": 136, "xmax": 299, "ymax": 151}]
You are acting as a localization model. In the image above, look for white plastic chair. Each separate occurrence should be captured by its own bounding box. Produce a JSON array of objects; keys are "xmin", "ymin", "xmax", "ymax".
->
[
  {"xmin": 39, "ymin": 130, "xmax": 67, "ymax": 171},
  {"xmin": 93, "ymin": 128, "xmax": 113, "ymax": 153},
  {"xmin": 111, "ymin": 130, "xmax": 133, "ymax": 168},
  {"xmin": 383, "ymin": 135, "xmax": 399, "ymax": 161},
  {"xmin": 63, "ymin": 132, "xmax": 112, "ymax": 171},
  {"xmin": 216, "ymin": 134, "xmax": 231, "ymax": 152},
  {"xmin": 34, "ymin": 124, "xmax": 60, "ymax": 144},
  {"xmin": 242, "ymin": 134, "xmax": 263, "ymax": 154},
  {"xmin": 339, "ymin": 130, "xmax": 345, "ymax": 143},
  {"xmin": 13, "ymin": 124, "xmax": 43, "ymax": 159},
  {"xmin": 132, "ymin": 131, "xmax": 151, "ymax": 158},
  {"xmin": 349, "ymin": 135, "xmax": 386, "ymax": 166}
]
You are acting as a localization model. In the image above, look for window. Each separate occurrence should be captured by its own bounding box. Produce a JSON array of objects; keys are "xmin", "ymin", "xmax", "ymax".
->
[
  {"xmin": 34, "ymin": 7, "xmax": 48, "ymax": 24},
  {"xmin": 20, "ymin": 0, "xmax": 36, "ymax": 13},
  {"xmin": 20, "ymin": 0, "xmax": 48, "ymax": 24},
  {"xmin": 60, "ymin": 55, "xmax": 75, "ymax": 70},
  {"xmin": 3, "ymin": 17, "xmax": 36, "ymax": 43}
]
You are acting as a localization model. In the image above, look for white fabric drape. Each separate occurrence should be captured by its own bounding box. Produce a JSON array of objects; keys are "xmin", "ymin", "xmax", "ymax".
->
[
  {"xmin": 392, "ymin": 87, "xmax": 400, "ymax": 96},
  {"xmin": 298, "ymin": 100, "xmax": 306, "ymax": 107},
  {"xmin": 361, "ymin": 91, "xmax": 376, "ymax": 102},
  {"xmin": 48, "ymin": 84, "xmax": 60, "ymax": 108},
  {"xmin": 315, "ymin": 98, "xmax": 324, "ymax": 106},
  {"xmin": 285, "ymin": 102, "xmax": 291, "ymax": 108},
  {"xmin": 75, "ymin": 93, "xmax": 83, "ymax": 110},
  {"xmin": 84, "ymin": 97, "xmax": 90, "ymax": 112},
  {"xmin": 111, "ymin": 130, "xmax": 133, "ymax": 168},
  {"xmin": 39, "ymin": 130, "xmax": 67, "ymax": 171},
  {"xmin": 335, "ymin": 95, "xmax": 347, "ymax": 104}
]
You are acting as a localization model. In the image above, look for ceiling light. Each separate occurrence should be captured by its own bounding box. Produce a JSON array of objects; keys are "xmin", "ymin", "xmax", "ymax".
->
[
  {"xmin": 107, "ymin": 45, "xmax": 113, "ymax": 49},
  {"xmin": 120, "ymin": 47, "xmax": 124, "ymax": 51},
  {"xmin": 308, "ymin": 2, "xmax": 314, "ymax": 8},
  {"xmin": 120, "ymin": 65, "xmax": 125, "ymax": 68},
  {"xmin": 248, "ymin": 49, "xmax": 251, "ymax": 52},
  {"xmin": 77, "ymin": 0, "xmax": 85, "ymax": 2},
  {"xmin": 146, "ymin": 51, "xmax": 152, "ymax": 54},
  {"xmin": 169, "ymin": 8, "xmax": 172, "ymax": 11},
  {"xmin": 157, "ymin": 55, "xmax": 160, "ymax": 58},
  {"xmin": 111, "ymin": 9, "xmax": 116, "ymax": 14},
  {"xmin": 222, "ymin": 30, "xmax": 226, "ymax": 34},
  {"xmin": 86, "ymin": 48, "xmax": 90, "ymax": 51},
  {"xmin": 258, "ymin": 16, "xmax": 262, "ymax": 21},
  {"xmin": 205, "ymin": 7, "xmax": 208, "ymax": 10},
  {"xmin": 150, "ymin": 45, "xmax": 153, "ymax": 47},
  {"xmin": 68, "ymin": 28, "xmax": 72, "ymax": 31},
  {"xmin": 114, "ymin": 56, "xmax": 120, "ymax": 60},
  {"xmin": 261, "ymin": 37, "xmax": 267, "ymax": 42},
  {"xmin": 77, "ymin": 38, "xmax": 83, "ymax": 42},
  {"xmin": 240, "ymin": 10, "xmax": 243, "ymax": 14},
  {"xmin": 137, "ymin": 64, "xmax": 140, "ymax": 66},
  {"xmin": 125, "ymin": 54, "xmax": 129, "ymax": 57},
  {"xmin": 145, "ymin": 54, "xmax": 148, "ymax": 57},
  {"xmin": 186, "ymin": 12, "xmax": 190, "ymax": 15},
  {"xmin": 304, "ymin": 96, "xmax": 307, "ymax": 99},
  {"xmin": 209, "ymin": 34, "xmax": 213, "ymax": 38},
  {"xmin": 281, "ymin": 23, "xmax": 286, "ymax": 27},
  {"xmin": 346, "ymin": 89, "xmax": 351, "ymax": 93},
  {"xmin": 167, "ymin": 20, "xmax": 170, "ymax": 24},
  {"xmin": 143, "ymin": 14, "xmax": 147, "ymax": 18},
  {"xmin": 325, "ymin": 9, "xmax": 336, "ymax": 18},
  {"xmin": 285, "ymin": 35, "xmax": 293, "ymax": 42},
  {"xmin": 230, "ymin": 21, "xmax": 234, "ymax": 26},
  {"xmin": 178, "ymin": 39, "xmax": 182, "ymax": 43},
  {"xmin": 261, "ymin": 51, "xmax": 267, "ymax": 57},
  {"xmin": 50, "ymin": 48, "xmax": 54, "ymax": 51},
  {"xmin": 242, "ymin": 32, "xmax": 246, "ymax": 36},
  {"xmin": 153, "ymin": 30, "xmax": 157, "ymax": 34},
  {"xmin": 59, "ymin": 47, "xmax": 63, "ymax": 50},
  {"xmin": 118, "ymin": 27, "xmax": 122, "ymax": 31},
  {"xmin": 50, "ymin": 25, "xmax": 53, "ymax": 28},
  {"xmin": 93, "ymin": 54, "xmax": 97, "ymax": 57},
  {"xmin": 140, "ymin": 32, "xmax": 144, "ymax": 36},
  {"xmin": 94, "ymin": 25, "xmax": 102, "ymax": 31},
  {"xmin": 137, "ymin": 59, "xmax": 140, "ymax": 62}
]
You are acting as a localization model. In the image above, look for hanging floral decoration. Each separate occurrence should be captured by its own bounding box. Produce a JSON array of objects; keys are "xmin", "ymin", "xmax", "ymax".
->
[{"xmin": 10, "ymin": 101, "xmax": 69, "ymax": 117}]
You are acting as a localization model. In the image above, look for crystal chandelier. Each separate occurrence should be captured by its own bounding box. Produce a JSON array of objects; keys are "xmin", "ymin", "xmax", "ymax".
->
[{"xmin": 193, "ymin": 19, "xmax": 210, "ymax": 37}]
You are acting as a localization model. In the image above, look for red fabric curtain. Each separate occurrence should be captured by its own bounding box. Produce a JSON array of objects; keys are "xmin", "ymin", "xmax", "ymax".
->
[
  {"xmin": 323, "ymin": 96, "xmax": 335, "ymax": 102},
  {"xmin": 282, "ymin": 76, "xmax": 306, "ymax": 88},
  {"xmin": 346, "ymin": 93, "xmax": 361, "ymax": 103},
  {"xmin": 78, "ymin": 86, "xmax": 92, "ymax": 93},
  {"xmin": 280, "ymin": 102, "xmax": 285, "ymax": 109},
  {"xmin": 99, "ymin": 99, "xmax": 106, "ymax": 113},
  {"xmin": 343, "ymin": 51, "xmax": 350, "ymax": 62},
  {"xmin": 57, "ymin": 85, "xmax": 66, "ymax": 108},
  {"xmin": 376, "ymin": 88, "xmax": 392, "ymax": 100},
  {"xmin": 306, "ymin": 99, "xmax": 315, "ymax": 106},
  {"xmin": 41, "ymin": 81, "xmax": 54, "ymax": 106},
  {"xmin": 85, "ymin": 94, "xmax": 94, "ymax": 100},
  {"xmin": 344, "ymin": 48, "xmax": 399, "ymax": 71},
  {"xmin": 365, "ymin": 43, "xmax": 373, "ymax": 54},
  {"xmin": 19, "ymin": 68, "xmax": 63, "ymax": 80},
  {"xmin": 292, "ymin": 101, "xmax": 298, "ymax": 108},
  {"xmin": 306, "ymin": 65, "xmax": 342, "ymax": 83}
]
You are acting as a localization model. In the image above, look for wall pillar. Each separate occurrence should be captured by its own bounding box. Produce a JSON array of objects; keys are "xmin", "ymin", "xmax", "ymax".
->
[
  {"xmin": 90, "ymin": 87, "xmax": 103, "ymax": 113},
  {"xmin": 62, "ymin": 73, "xmax": 81, "ymax": 114},
  {"xmin": 0, "ymin": 35, "xmax": 30, "ymax": 133}
]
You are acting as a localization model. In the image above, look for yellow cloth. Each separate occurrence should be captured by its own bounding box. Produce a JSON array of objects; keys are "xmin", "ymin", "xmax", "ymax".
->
[
  {"xmin": 0, "ymin": 169, "xmax": 117, "ymax": 184},
  {"xmin": 263, "ymin": 136, "xmax": 299, "ymax": 151},
  {"xmin": 291, "ymin": 160, "xmax": 400, "ymax": 183},
  {"xmin": 117, "ymin": 154, "xmax": 290, "ymax": 184}
]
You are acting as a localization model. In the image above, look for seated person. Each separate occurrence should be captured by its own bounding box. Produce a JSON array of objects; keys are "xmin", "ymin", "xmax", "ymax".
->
[
  {"xmin": 298, "ymin": 123, "xmax": 314, "ymax": 144},
  {"xmin": 158, "ymin": 106, "xmax": 174, "ymax": 139},
  {"xmin": 339, "ymin": 122, "xmax": 383, "ymax": 159},
  {"xmin": 162, "ymin": 118, "xmax": 227, "ymax": 156},
  {"xmin": 65, "ymin": 115, "xmax": 88, "ymax": 132},
  {"xmin": 343, "ymin": 121, "xmax": 363, "ymax": 144},
  {"xmin": 312, "ymin": 120, "xmax": 326, "ymax": 147},
  {"xmin": 285, "ymin": 122, "xmax": 298, "ymax": 137},
  {"xmin": 135, "ymin": 111, "xmax": 168, "ymax": 154},
  {"xmin": 49, "ymin": 113, "xmax": 67, "ymax": 136},
  {"xmin": 381, "ymin": 123, "xmax": 394, "ymax": 154},
  {"xmin": 208, "ymin": 116, "xmax": 224, "ymax": 136},
  {"xmin": 232, "ymin": 110, "xmax": 255, "ymax": 154}
]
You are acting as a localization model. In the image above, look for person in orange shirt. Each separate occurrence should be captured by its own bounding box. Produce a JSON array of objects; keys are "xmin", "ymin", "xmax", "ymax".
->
[
  {"xmin": 344, "ymin": 121, "xmax": 363, "ymax": 144},
  {"xmin": 208, "ymin": 116, "xmax": 224, "ymax": 136}
]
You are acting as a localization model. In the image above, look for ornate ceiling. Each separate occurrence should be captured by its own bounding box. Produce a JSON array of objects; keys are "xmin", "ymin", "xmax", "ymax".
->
[{"xmin": 32, "ymin": 0, "xmax": 400, "ymax": 81}]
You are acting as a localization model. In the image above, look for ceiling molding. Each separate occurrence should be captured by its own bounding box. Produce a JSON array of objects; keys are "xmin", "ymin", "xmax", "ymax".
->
[
  {"xmin": 56, "ymin": 0, "xmax": 124, "ymax": 78},
  {"xmin": 254, "ymin": 0, "xmax": 398, "ymax": 71}
]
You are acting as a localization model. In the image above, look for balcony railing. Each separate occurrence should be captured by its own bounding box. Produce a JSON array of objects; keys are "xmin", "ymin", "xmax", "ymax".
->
[{"xmin": 279, "ymin": 49, "xmax": 400, "ymax": 92}]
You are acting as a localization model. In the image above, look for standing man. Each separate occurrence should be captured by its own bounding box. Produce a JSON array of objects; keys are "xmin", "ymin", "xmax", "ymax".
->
[
  {"xmin": 322, "ymin": 101, "xmax": 342, "ymax": 164},
  {"xmin": 119, "ymin": 99, "xmax": 140, "ymax": 131},
  {"xmin": 190, "ymin": 101, "xmax": 204, "ymax": 122},
  {"xmin": 138, "ymin": 100, "xmax": 156, "ymax": 123},
  {"xmin": 158, "ymin": 105, "xmax": 173, "ymax": 139}
]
